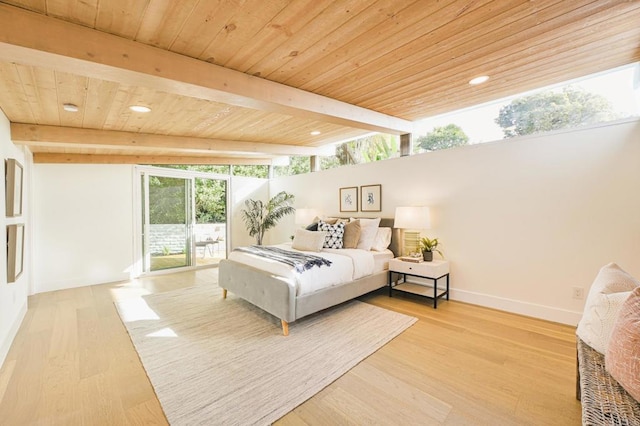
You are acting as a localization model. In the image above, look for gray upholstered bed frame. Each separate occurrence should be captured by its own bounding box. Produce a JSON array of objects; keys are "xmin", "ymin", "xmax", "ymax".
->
[{"xmin": 219, "ymin": 218, "xmax": 400, "ymax": 335}]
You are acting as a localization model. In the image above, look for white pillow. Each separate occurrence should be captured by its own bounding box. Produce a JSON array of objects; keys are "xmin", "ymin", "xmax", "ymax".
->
[
  {"xmin": 371, "ymin": 227, "xmax": 392, "ymax": 251},
  {"xmin": 351, "ymin": 217, "xmax": 381, "ymax": 251},
  {"xmin": 576, "ymin": 262, "xmax": 639, "ymax": 354},
  {"xmin": 291, "ymin": 229, "xmax": 326, "ymax": 252}
]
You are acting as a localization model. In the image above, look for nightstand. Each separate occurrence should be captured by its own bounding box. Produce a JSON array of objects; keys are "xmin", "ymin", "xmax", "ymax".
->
[{"xmin": 388, "ymin": 258, "xmax": 450, "ymax": 308}]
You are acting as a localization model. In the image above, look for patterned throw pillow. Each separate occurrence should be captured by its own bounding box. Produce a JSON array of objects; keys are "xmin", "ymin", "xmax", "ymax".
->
[
  {"xmin": 318, "ymin": 220, "xmax": 345, "ymax": 249},
  {"xmin": 606, "ymin": 286, "xmax": 640, "ymax": 401}
]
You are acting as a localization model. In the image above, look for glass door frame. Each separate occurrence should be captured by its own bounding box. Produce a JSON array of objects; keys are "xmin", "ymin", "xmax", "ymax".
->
[{"xmin": 133, "ymin": 165, "xmax": 230, "ymax": 277}]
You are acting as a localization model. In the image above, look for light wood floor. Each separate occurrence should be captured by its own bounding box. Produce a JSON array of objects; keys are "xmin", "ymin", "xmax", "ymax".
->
[{"xmin": 0, "ymin": 269, "xmax": 581, "ymax": 425}]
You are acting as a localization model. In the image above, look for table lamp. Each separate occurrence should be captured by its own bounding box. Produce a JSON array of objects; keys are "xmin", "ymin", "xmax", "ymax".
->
[{"xmin": 394, "ymin": 206, "xmax": 431, "ymax": 256}]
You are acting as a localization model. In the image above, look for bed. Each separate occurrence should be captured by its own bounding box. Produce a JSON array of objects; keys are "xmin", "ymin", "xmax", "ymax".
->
[{"xmin": 219, "ymin": 218, "xmax": 400, "ymax": 335}]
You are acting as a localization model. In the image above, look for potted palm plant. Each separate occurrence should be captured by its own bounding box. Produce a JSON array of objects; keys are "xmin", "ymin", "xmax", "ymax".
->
[
  {"xmin": 240, "ymin": 191, "xmax": 295, "ymax": 245},
  {"xmin": 419, "ymin": 236, "xmax": 443, "ymax": 262}
]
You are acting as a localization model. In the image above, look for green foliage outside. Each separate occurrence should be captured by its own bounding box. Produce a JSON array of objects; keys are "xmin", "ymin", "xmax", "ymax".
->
[
  {"xmin": 149, "ymin": 163, "xmax": 277, "ymax": 227},
  {"xmin": 271, "ymin": 134, "xmax": 400, "ymax": 175},
  {"xmin": 495, "ymin": 86, "xmax": 616, "ymax": 138},
  {"xmin": 194, "ymin": 178, "xmax": 226, "ymax": 223},
  {"xmin": 240, "ymin": 191, "xmax": 295, "ymax": 245},
  {"xmin": 232, "ymin": 165, "xmax": 269, "ymax": 178},
  {"xmin": 148, "ymin": 176, "xmax": 188, "ymax": 224},
  {"xmin": 161, "ymin": 164, "xmax": 230, "ymax": 174},
  {"xmin": 150, "ymin": 165, "xmax": 227, "ymax": 224},
  {"xmin": 416, "ymin": 124, "xmax": 469, "ymax": 152},
  {"xmin": 273, "ymin": 156, "xmax": 311, "ymax": 177},
  {"xmin": 320, "ymin": 155, "xmax": 340, "ymax": 170},
  {"xmin": 322, "ymin": 134, "xmax": 399, "ymax": 170},
  {"xmin": 160, "ymin": 164, "xmax": 270, "ymax": 178}
]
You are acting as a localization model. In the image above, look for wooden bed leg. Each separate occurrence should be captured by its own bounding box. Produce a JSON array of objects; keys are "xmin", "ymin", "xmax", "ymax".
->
[
  {"xmin": 222, "ymin": 289, "xmax": 227, "ymax": 299},
  {"xmin": 281, "ymin": 320, "xmax": 289, "ymax": 336}
]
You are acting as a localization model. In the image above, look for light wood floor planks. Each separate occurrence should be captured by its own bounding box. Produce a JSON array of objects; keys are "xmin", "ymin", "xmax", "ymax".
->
[{"xmin": 0, "ymin": 269, "xmax": 581, "ymax": 425}]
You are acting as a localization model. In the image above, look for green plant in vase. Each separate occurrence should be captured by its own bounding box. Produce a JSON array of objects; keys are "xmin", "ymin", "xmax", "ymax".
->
[
  {"xmin": 240, "ymin": 191, "xmax": 295, "ymax": 245},
  {"xmin": 419, "ymin": 236, "xmax": 443, "ymax": 262}
]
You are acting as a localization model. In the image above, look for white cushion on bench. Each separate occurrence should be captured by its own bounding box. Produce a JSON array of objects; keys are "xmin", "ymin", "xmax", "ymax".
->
[{"xmin": 576, "ymin": 262, "xmax": 639, "ymax": 354}]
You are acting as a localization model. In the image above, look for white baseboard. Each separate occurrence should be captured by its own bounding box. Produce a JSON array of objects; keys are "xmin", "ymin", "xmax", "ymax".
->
[
  {"xmin": 0, "ymin": 299, "xmax": 27, "ymax": 369},
  {"xmin": 35, "ymin": 273, "xmax": 131, "ymax": 294},
  {"xmin": 450, "ymin": 288, "xmax": 582, "ymax": 326}
]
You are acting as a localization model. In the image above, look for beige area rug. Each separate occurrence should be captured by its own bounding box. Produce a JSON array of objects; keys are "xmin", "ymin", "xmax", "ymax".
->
[{"xmin": 115, "ymin": 285, "xmax": 416, "ymax": 425}]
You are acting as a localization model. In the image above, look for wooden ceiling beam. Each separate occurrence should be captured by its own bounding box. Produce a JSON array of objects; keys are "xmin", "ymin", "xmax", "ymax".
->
[
  {"xmin": 0, "ymin": 4, "xmax": 413, "ymax": 135},
  {"xmin": 11, "ymin": 124, "xmax": 324, "ymax": 156},
  {"xmin": 32, "ymin": 153, "xmax": 274, "ymax": 165}
]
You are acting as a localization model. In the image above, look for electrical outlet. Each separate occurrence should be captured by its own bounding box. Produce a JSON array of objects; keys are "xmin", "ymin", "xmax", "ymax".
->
[{"xmin": 572, "ymin": 286, "xmax": 585, "ymax": 300}]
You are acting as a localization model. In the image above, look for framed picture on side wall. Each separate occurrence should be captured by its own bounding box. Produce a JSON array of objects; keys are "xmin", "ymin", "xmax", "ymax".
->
[
  {"xmin": 5, "ymin": 159, "xmax": 23, "ymax": 217},
  {"xmin": 339, "ymin": 186, "xmax": 358, "ymax": 212},
  {"xmin": 7, "ymin": 223, "xmax": 25, "ymax": 283},
  {"xmin": 360, "ymin": 184, "xmax": 382, "ymax": 212}
]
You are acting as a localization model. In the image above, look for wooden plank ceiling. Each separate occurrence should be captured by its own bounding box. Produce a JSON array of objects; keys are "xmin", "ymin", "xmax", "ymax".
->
[{"xmin": 0, "ymin": 0, "xmax": 638, "ymax": 164}]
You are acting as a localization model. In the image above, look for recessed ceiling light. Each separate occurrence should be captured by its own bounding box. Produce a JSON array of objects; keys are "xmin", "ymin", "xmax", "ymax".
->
[
  {"xmin": 129, "ymin": 105, "xmax": 151, "ymax": 113},
  {"xmin": 469, "ymin": 75, "xmax": 490, "ymax": 85},
  {"xmin": 62, "ymin": 103, "xmax": 79, "ymax": 112},
  {"xmin": 310, "ymin": 130, "xmax": 321, "ymax": 135}
]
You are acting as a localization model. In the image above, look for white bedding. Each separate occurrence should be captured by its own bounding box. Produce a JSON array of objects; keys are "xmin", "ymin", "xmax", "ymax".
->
[
  {"xmin": 228, "ymin": 243, "xmax": 383, "ymax": 296},
  {"xmin": 372, "ymin": 249, "xmax": 394, "ymax": 273}
]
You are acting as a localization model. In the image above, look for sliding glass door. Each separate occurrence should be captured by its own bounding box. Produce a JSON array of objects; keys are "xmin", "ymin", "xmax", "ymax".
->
[
  {"xmin": 137, "ymin": 166, "xmax": 228, "ymax": 275},
  {"xmin": 143, "ymin": 174, "xmax": 192, "ymax": 272}
]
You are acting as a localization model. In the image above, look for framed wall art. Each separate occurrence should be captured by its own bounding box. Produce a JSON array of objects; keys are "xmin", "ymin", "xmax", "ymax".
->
[
  {"xmin": 339, "ymin": 186, "xmax": 358, "ymax": 212},
  {"xmin": 6, "ymin": 158, "xmax": 23, "ymax": 217},
  {"xmin": 361, "ymin": 184, "xmax": 381, "ymax": 212},
  {"xmin": 7, "ymin": 223, "xmax": 25, "ymax": 283}
]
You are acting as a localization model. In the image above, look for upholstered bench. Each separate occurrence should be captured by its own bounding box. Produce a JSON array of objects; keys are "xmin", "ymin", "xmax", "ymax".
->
[{"xmin": 577, "ymin": 338, "xmax": 640, "ymax": 425}]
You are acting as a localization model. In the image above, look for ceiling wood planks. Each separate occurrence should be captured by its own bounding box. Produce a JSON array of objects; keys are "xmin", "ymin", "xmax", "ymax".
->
[
  {"xmin": 0, "ymin": 3, "xmax": 412, "ymax": 134},
  {"xmin": 358, "ymin": 1, "xmax": 640, "ymax": 117},
  {"xmin": 0, "ymin": 0, "xmax": 638, "ymax": 164}
]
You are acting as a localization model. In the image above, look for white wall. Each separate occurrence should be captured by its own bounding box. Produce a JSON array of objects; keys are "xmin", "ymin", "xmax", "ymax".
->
[
  {"xmin": 0, "ymin": 111, "xmax": 31, "ymax": 366},
  {"xmin": 270, "ymin": 119, "xmax": 640, "ymax": 325},
  {"xmin": 33, "ymin": 164, "xmax": 136, "ymax": 292},
  {"xmin": 31, "ymin": 165, "xmax": 268, "ymax": 292},
  {"xmin": 23, "ymin": 119, "xmax": 640, "ymax": 325}
]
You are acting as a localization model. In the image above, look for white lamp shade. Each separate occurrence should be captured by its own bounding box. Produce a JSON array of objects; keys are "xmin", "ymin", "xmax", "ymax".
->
[
  {"xmin": 295, "ymin": 208, "xmax": 319, "ymax": 225},
  {"xmin": 394, "ymin": 206, "xmax": 431, "ymax": 230}
]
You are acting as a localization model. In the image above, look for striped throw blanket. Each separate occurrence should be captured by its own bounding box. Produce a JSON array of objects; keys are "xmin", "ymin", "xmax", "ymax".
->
[{"xmin": 234, "ymin": 245, "xmax": 332, "ymax": 273}]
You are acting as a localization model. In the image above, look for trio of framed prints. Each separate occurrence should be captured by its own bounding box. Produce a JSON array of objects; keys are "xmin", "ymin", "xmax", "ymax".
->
[
  {"xmin": 6, "ymin": 158, "xmax": 24, "ymax": 283},
  {"xmin": 339, "ymin": 184, "xmax": 382, "ymax": 213}
]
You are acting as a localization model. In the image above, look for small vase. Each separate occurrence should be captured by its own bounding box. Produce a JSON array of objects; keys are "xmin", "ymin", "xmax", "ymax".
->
[{"xmin": 422, "ymin": 251, "xmax": 433, "ymax": 262}]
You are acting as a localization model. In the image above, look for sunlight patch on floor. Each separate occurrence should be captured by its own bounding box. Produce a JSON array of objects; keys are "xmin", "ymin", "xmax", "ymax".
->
[
  {"xmin": 146, "ymin": 327, "xmax": 178, "ymax": 338},
  {"xmin": 115, "ymin": 297, "xmax": 159, "ymax": 322},
  {"xmin": 109, "ymin": 281, "xmax": 153, "ymax": 301}
]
